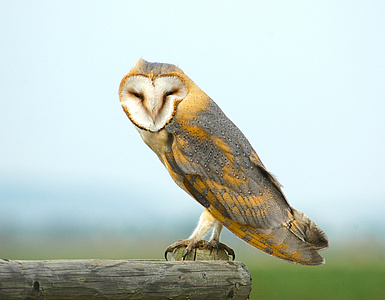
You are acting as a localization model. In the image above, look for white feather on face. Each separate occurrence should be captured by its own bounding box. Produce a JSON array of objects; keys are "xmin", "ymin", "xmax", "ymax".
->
[{"xmin": 120, "ymin": 75, "xmax": 187, "ymax": 132}]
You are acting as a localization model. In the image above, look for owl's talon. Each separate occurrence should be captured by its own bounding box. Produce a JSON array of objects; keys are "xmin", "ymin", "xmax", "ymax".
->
[
  {"xmin": 164, "ymin": 249, "xmax": 170, "ymax": 261},
  {"xmin": 209, "ymin": 240, "xmax": 236, "ymax": 260},
  {"xmin": 164, "ymin": 239, "xmax": 192, "ymax": 261},
  {"xmin": 211, "ymin": 240, "xmax": 220, "ymax": 254},
  {"xmin": 221, "ymin": 243, "xmax": 236, "ymax": 260}
]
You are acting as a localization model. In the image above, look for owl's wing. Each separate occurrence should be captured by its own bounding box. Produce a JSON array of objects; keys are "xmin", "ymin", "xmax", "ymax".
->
[{"xmin": 165, "ymin": 100, "xmax": 328, "ymax": 265}]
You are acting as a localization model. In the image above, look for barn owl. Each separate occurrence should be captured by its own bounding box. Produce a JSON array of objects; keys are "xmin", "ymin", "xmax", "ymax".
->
[{"xmin": 119, "ymin": 59, "xmax": 328, "ymax": 265}]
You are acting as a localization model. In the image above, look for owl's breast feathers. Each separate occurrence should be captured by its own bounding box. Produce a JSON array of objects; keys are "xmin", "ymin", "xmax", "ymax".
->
[{"xmin": 163, "ymin": 98, "xmax": 328, "ymax": 265}]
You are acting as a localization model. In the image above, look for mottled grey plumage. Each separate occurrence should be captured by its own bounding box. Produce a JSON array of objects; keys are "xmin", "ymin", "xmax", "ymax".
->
[{"xmin": 166, "ymin": 99, "xmax": 291, "ymax": 229}]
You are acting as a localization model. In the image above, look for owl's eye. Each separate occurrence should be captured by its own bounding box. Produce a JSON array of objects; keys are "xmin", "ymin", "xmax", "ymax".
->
[
  {"xmin": 132, "ymin": 92, "xmax": 144, "ymax": 100},
  {"xmin": 165, "ymin": 90, "xmax": 176, "ymax": 97}
]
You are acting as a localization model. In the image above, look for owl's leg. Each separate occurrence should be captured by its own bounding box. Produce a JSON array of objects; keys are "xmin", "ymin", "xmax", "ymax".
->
[
  {"xmin": 209, "ymin": 222, "xmax": 236, "ymax": 260},
  {"xmin": 209, "ymin": 221, "xmax": 223, "ymax": 242},
  {"xmin": 189, "ymin": 208, "xmax": 217, "ymax": 243},
  {"xmin": 165, "ymin": 209, "xmax": 235, "ymax": 260}
]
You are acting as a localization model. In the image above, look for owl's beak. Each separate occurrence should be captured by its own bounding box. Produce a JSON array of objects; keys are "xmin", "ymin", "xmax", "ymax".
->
[
  {"xmin": 141, "ymin": 97, "xmax": 156, "ymax": 124},
  {"xmin": 149, "ymin": 97, "xmax": 163, "ymax": 124},
  {"xmin": 149, "ymin": 110, "xmax": 157, "ymax": 124}
]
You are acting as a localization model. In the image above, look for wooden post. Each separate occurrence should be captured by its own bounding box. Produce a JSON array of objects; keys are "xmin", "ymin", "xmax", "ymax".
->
[{"xmin": 0, "ymin": 258, "xmax": 251, "ymax": 299}]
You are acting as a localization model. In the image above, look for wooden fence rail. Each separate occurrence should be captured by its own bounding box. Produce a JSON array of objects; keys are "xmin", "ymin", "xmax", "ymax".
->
[{"xmin": 0, "ymin": 259, "xmax": 251, "ymax": 299}]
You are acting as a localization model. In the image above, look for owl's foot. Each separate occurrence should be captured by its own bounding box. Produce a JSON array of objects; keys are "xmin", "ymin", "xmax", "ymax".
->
[
  {"xmin": 209, "ymin": 239, "xmax": 236, "ymax": 260},
  {"xmin": 164, "ymin": 239, "xmax": 235, "ymax": 261}
]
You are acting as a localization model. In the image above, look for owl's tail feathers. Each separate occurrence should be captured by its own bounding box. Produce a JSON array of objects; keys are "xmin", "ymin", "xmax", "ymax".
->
[
  {"xmin": 289, "ymin": 209, "xmax": 329, "ymax": 251},
  {"xmin": 224, "ymin": 209, "xmax": 328, "ymax": 265}
]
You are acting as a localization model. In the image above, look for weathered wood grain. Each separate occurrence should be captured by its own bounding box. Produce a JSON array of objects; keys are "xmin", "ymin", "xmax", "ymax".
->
[{"xmin": 0, "ymin": 259, "xmax": 251, "ymax": 299}]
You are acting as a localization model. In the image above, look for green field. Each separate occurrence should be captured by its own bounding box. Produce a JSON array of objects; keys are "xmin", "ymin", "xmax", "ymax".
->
[
  {"xmin": 1, "ymin": 237, "xmax": 384, "ymax": 299},
  {"xmin": 249, "ymin": 266, "xmax": 384, "ymax": 299},
  {"xmin": 247, "ymin": 257, "xmax": 384, "ymax": 299}
]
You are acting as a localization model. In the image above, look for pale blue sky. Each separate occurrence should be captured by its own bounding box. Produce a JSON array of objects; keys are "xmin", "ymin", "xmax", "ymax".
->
[{"xmin": 1, "ymin": 1, "xmax": 384, "ymax": 239}]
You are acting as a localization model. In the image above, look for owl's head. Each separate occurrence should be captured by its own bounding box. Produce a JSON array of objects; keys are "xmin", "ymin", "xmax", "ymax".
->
[{"xmin": 119, "ymin": 59, "xmax": 191, "ymax": 132}]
